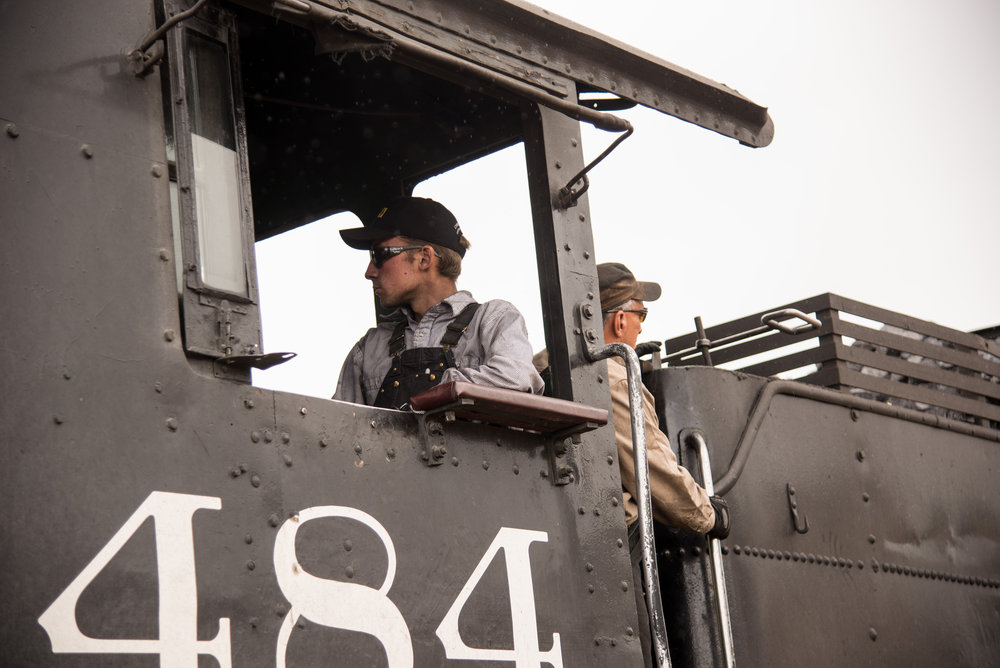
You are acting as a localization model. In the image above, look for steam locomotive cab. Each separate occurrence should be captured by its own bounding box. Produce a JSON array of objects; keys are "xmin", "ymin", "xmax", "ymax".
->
[{"xmin": 4, "ymin": 1, "xmax": 995, "ymax": 667}]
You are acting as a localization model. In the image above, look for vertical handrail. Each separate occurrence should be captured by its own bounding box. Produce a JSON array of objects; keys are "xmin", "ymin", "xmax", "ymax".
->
[
  {"xmin": 584, "ymin": 338, "xmax": 671, "ymax": 668},
  {"xmin": 685, "ymin": 430, "xmax": 736, "ymax": 668}
]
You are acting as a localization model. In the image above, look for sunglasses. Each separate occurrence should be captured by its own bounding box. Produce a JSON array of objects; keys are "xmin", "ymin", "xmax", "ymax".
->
[
  {"xmin": 369, "ymin": 245, "xmax": 428, "ymax": 268},
  {"xmin": 604, "ymin": 308, "xmax": 648, "ymax": 323}
]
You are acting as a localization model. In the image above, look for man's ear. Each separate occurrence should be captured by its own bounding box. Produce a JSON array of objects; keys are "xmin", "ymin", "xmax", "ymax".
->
[{"xmin": 418, "ymin": 245, "xmax": 435, "ymax": 269}]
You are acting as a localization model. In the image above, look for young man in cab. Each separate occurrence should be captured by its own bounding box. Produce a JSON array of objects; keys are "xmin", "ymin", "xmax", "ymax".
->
[{"xmin": 333, "ymin": 196, "xmax": 543, "ymax": 408}]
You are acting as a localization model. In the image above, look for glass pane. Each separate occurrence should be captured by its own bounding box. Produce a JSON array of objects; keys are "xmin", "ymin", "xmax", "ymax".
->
[{"xmin": 184, "ymin": 30, "xmax": 246, "ymax": 296}]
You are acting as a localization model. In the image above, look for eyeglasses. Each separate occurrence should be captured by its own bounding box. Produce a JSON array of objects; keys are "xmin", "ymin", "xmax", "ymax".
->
[
  {"xmin": 369, "ymin": 245, "xmax": 439, "ymax": 268},
  {"xmin": 604, "ymin": 308, "xmax": 648, "ymax": 323}
]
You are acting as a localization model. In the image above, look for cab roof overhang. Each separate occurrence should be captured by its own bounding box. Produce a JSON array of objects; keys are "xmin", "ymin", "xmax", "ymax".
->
[{"xmin": 232, "ymin": 0, "xmax": 772, "ymax": 237}]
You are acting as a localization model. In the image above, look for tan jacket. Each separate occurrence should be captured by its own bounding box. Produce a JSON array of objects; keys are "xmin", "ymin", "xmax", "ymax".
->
[{"xmin": 607, "ymin": 357, "xmax": 714, "ymax": 533}]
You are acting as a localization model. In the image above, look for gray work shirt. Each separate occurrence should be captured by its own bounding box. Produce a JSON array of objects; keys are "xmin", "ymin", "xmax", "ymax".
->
[{"xmin": 333, "ymin": 291, "xmax": 544, "ymax": 406}]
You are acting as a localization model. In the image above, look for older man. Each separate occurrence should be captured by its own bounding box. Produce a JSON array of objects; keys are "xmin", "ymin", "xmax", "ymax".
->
[
  {"xmin": 599, "ymin": 262, "xmax": 729, "ymax": 536},
  {"xmin": 333, "ymin": 196, "xmax": 543, "ymax": 408}
]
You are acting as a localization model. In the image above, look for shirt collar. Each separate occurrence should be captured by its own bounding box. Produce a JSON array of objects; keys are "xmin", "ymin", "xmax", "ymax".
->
[{"xmin": 398, "ymin": 290, "xmax": 474, "ymax": 323}]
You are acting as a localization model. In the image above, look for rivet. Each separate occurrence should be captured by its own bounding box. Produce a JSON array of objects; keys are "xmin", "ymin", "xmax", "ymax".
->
[
  {"xmin": 593, "ymin": 508, "xmax": 600, "ymax": 516},
  {"xmin": 268, "ymin": 513, "xmax": 280, "ymax": 527},
  {"xmin": 586, "ymin": 562, "xmax": 594, "ymax": 572},
  {"xmin": 862, "ymin": 492, "xmax": 870, "ymax": 502},
  {"xmin": 868, "ymin": 534, "xmax": 876, "ymax": 544},
  {"xmin": 610, "ymin": 639, "xmax": 616, "ymax": 647},
  {"xmin": 607, "ymin": 455, "xmax": 614, "ymax": 465},
  {"xmin": 281, "ymin": 432, "xmax": 290, "ymax": 444},
  {"xmin": 611, "ymin": 498, "xmax": 619, "ymax": 507},
  {"xmin": 678, "ymin": 548, "xmax": 686, "ymax": 557},
  {"xmin": 386, "ymin": 448, "xmax": 396, "ymax": 459},
  {"xmin": 354, "ymin": 444, "xmax": 362, "ymax": 455},
  {"xmin": 482, "ymin": 460, "xmax": 490, "ymax": 470},
  {"xmin": 245, "ymin": 399, "xmax": 255, "ymax": 409},
  {"xmin": 617, "ymin": 539, "xmax": 624, "ymax": 548},
  {"xmin": 320, "ymin": 437, "xmax": 329, "ymax": 447},
  {"xmin": 53, "ymin": 415, "xmax": 64, "ymax": 425},
  {"xmin": 512, "ymin": 464, "xmax": 519, "ymax": 475},
  {"xmin": 283, "ymin": 454, "xmax": 292, "ymax": 467},
  {"xmin": 244, "ymin": 533, "xmax": 253, "ymax": 544},
  {"xmin": 693, "ymin": 546, "xmax": 702, "ymax": 557},
  {"xmin": 451, "ymin": 457, "xmax": 459, "ymax": 466},
  {"xmin": 540, "ymin": 469, "xmax": 548, "ymax": 478},
  {"xmin": 275, "ymin": 604, "xmax": 287, "ymax": 617},
  {"xmin": 621, "ymin": 580, "xmax": 629, "ymax": 592},
  {"xmin": 850, "ymin": 408, "xmax": 860, "ymax": 421},
  {"xmin": 230, "ymin": 466, "xmax": 241, "ymax": 478},
  {"xmin": 81, "ymin": 144, "xmax": 94, "ymax": 159},
  {"xmin": 166, "ymin": 417, "xmax": 178, "ymax": 431},
  {"xmin": 595, "ymin": 639, "xmax": 601, "ymax": 646},
  {"xmin": 343, "ymin": 539, "xmax": 353, "ymax": 552},
  {"xmin": 583, "ymin": 250, "xmax": 590, "ymax": 259},
  {"xmin": 578, "ymin": 507, "xmax": 586, "ymax": 515},
  {"xmin": 856, "ymin": 450, "xmax": 866, "ymax": 462},
  {"xmin": 872, "ymin": 559, "xmax": 879, "ymax": 572},
  {"xmin": 249, "ymin": 617, "xmax": 259, "ymax": 629},
  {"xmin": 767, "ymin": 550, "xmax": 776, "ymax": 559},
  {"xmin": 751, "ymin": 548, "xmax": 759, "ymax": 557},
  {"xmin": 246, "ymin": 560, "xmax": 256, "ymax": 571},
  {"xmin": 564, "ymin": 243, "xmax": 571, "ymax": 251},
  {"xmin": 868, "ymin": 628, "xmax": 877, "ymax": 642},
  {"xmin": 784, "ymin": 551, "xmax": 792, "ymax": 560},
  {"xmin": 721, "ymin": 546, "xmax": 729, "ymax": 555},
  {"xmin": 5, "ymin": 123, "xmax": 20, "ymax": 138},
  {"xmin": 158, "ymin": 249, "xmax": 170, "ymax": 261},
  {"xmin": 152, "ymin": 164, "xmax": 163, "ymax": 178},
  {"xmin": 251, "ymin": 474, "xmax": 261, "ymax": 488},
  {"xmin": 554, "ymin": 161, "xmax": 561, "ymax": 169},
  {"xmin": 733, "ymin": 545, "xmax": 742, "ymax": 555},
  {"xmin": 251, "ymin": 431, "xmax": 261, "ymax": 443},
  {"xmin": 299, "ymin": 407, "xmax": 308, "ymax": 416},
  {"xmin": 626, "ymin": 627, "xmax": 634, "ymax": 637},
  {"xmin": 587, "ymin": 291, "xmax": 594, "ymax": 299},
  {"xmin": 345, "ymin": 566, "xmax": 355, "ymax": 579},
  {"xmin": 597, "ymin": 375, "xmax": 604, "ymax": 384},
  {"xmin": 587, "ymin": 584, "xmax": 595, "ymax": 593},
  {"xmin": 370, "ymin": 420, "xmax": 377, "ymax": 429},
  {"xmin": 163, "ymin": 329, "xmax": 175, "ymax": 342},
  {"xmin": 570, "ymin": 138, "xmax": 578, "ymax": 147}
]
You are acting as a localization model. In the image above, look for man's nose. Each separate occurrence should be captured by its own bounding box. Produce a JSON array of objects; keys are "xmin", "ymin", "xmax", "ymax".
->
[{"xmin": 365, "ymin": 261, "xmax": 377, "ymax": 280}]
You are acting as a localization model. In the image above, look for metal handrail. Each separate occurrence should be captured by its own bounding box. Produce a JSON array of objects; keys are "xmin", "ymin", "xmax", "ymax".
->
[
  {"xmin": 584, "ymin": 338, "xmax": 671, "ymax": 668},
  {"xmin": 684, "ymin": 430, "xmax": 736, "ymax": 668}
]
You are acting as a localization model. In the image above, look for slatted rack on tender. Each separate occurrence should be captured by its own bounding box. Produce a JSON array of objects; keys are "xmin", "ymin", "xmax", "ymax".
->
[{"xmin": 664, "ymin": 293, "xmax": 1000, "ymax": 429}]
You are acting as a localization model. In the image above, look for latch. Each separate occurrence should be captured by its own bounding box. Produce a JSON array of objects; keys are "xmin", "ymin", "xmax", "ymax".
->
[{"xmin": 786, "ymin": 483, "xmax": 809, "ymax": 534}]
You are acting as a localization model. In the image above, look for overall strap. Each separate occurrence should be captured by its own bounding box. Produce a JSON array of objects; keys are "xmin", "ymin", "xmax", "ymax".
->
[
  {"xmin": 387, "ymin": 319, "xmax": 408, "ymax": 357},
  {"xmin": 439, "ymin": 302, "xmax": 481, "ymax": 350}
]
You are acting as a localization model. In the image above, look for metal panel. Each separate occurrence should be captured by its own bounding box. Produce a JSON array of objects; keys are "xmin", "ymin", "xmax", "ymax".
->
[{"xmin": 653, "ymin": 366, "xmax": 1000, "ymax": 668}]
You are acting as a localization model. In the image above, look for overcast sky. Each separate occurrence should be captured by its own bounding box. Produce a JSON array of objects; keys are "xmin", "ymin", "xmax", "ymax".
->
[{"xmin": 254, "ymin": 0, "xmax": 1000, "ymax": 399}]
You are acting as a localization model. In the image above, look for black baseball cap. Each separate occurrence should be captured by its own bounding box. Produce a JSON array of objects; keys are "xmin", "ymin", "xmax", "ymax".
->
[{"xmin": 340, "ymin": 197, "xmax": 466, "ymax": 257}]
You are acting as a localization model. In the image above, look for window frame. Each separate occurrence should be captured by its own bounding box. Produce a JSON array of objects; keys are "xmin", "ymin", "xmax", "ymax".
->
[{"xmin": 162, "ymin": 0, "xmax": 262, "ymax": 364}]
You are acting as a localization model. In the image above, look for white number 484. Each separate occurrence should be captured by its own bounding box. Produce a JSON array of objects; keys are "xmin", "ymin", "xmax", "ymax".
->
[{"xmin": 38, "ymin": 491, "xmax": 563, "ymax": 668}]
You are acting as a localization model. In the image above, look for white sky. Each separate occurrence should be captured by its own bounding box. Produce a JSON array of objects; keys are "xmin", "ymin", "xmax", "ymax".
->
[{"xmin": 253, "ymin": 0, "xmax": 1000, "ymax": 399}]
